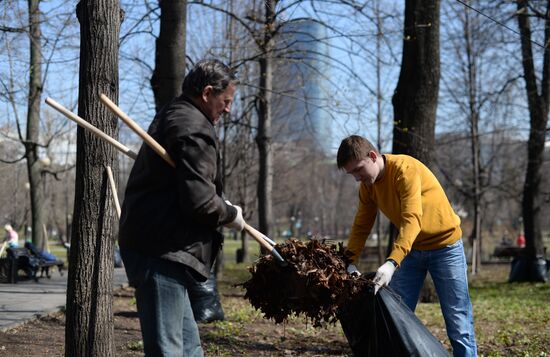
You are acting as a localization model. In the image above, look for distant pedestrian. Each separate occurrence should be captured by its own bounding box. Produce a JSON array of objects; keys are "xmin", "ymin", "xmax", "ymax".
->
[
  {"xmin": 516, "ymin": 233, "xmax": 526, "ymax": 248},
  {"xmin": 4, "ymin": 224, "xmax": 19, "ymax": 248}
]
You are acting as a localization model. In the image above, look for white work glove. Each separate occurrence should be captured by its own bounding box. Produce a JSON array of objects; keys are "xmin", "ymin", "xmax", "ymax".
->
[
  {"xmin": 373, "ymin": 260, "xmax": 397, "ymax": 294},
  {"xmin": 347, "ymin": 264, "xmax": 361, "ymax": 276},
  {"xmin": 224, "ymin": 200, "xmax": 245, "ymax": 231}
]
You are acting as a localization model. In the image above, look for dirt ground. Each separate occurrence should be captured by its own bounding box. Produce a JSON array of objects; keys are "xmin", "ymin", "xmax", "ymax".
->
[
  {"xmin": 0, "ymin": 286, "xmax": 352, "ymax": 356},
  {"xmin": 1, "ymin": 263, "xmax": 547, "ymax": 356},
  {"xmin": 0, "ymin": 288, "xmax": 143, "ymax": 357}
]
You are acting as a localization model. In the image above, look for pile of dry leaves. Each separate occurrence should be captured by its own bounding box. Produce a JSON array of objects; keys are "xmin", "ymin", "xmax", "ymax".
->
[{"xmin": 241, "ymin": 238, "xmax": 371, "ymax": 327}]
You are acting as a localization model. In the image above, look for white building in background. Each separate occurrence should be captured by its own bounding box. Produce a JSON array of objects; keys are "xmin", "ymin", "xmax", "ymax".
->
[{"xmin": 272, "ymin": 19, "xmax": 332, "ymax": 156}]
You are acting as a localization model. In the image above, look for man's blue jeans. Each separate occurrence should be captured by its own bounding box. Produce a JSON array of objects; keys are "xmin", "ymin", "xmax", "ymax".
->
[
  {"xmin": 389, "ymin": 239, "xmax": 477, "ymax": 357},
  {"xmin": 121, "ymin": 250, "xmax": 204, "ymax": 357}
]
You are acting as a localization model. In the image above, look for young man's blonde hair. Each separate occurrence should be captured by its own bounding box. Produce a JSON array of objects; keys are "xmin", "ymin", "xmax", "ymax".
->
[{"xmin": 336, "ymin": 135, "xmax": 379, "ymax": 169}]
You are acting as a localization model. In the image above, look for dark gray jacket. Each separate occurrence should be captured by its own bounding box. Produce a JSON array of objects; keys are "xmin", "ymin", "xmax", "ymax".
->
[{"xmin": 118, "ymin": 95, "xmax": 236, "ymax": 280}]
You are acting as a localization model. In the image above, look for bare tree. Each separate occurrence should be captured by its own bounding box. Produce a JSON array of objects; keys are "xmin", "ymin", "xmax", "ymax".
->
[
  {"xmin": 1, "ymin": 1, "xmax": 79, "ymax": 251},
  {"xmin": 190, "ymin": 1, "xmax": 392, "ymax": 242},
  {"xmin": 462, "ymin": 3, "xmax": 483, "ymax": 272},
  {"xmin": 0, "ymin": 0, "xmax": 49, "ymax": 251},
  {"xmin": 25, "ymin": 0, "xmax": 48, "ymax": 252},
  {"xmin": 514, "ymin": 0, "xmax": 549, "ymax": 282},
  {"xmin": 255, "ymin": 0, "xmax": 276, "ymax": 238},
  {"xmin": 64, "ymin": 1, "xmax": 121, "ymax": 355},
  {"xmin": 436, "ymin": 1, "xmax": 525, "ymax": 270}
]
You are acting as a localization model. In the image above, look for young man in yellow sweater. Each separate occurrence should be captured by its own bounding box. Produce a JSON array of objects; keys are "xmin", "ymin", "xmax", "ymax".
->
[{"xmin": 337, "ymin": 135, "xmax": 477, "ymax": 357}]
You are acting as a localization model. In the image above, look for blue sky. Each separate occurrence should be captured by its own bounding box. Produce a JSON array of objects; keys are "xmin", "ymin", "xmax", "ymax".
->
[{"xmin": 0, "ymin": 0, "xmax": 538, "ymax": 165}]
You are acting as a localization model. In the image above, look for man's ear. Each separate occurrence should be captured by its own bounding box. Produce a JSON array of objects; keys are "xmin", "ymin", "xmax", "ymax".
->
[
  {"xmin": 367, "ymin": 151, "xmax": 377, "ymax": 161},
  {"xmin": 201, "ymin": 85, "xmax": 213, "ymax": 102}
]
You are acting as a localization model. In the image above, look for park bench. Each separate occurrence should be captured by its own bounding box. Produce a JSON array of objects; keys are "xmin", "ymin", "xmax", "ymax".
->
[
  {"xmin": 3, "ymin": 246, "xmax": 64, "ymax": 283},
  {"xmin": 23, "ymin": 242, "xmax": 65, "ymax": 279},
  {"xmin": 493, "ymin": 245, "xmax": 547, "ymax": 259},
  {"xmin": 493, "ymin": 245, "xmax": 524, "ymax": 259}
]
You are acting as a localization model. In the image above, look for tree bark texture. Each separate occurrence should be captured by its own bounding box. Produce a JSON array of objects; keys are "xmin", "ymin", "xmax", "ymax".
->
[
  {"xmin": 150, "ymin": 0, "xmax": 187, "ymax": 111},
  {"xmin": 515, "ymin": 0, "xmax": 549, "ymax": 277},
  {"xmin": 26, "ymin": 0, "xmax": 46, "ymax": 252},
  {"xmin": 391, "ymin": 0, "xmax": 440, "ymax": 167},
  {"xmin": 65, "ymin": 1, "xmax": 121, "ymax": 356},
  {"xmin": 256, "ymin": 0, "xmax": 276, "ymax": 238}
]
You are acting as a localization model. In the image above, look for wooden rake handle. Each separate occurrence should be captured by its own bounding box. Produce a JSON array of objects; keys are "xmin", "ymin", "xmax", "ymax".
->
[
  {"xmin": 45, "ymin": 97, "xmax": 138, "ymax": 160},
  {"xmin": 105, "ymin": 165, "xmax": 121, "ymax": 219},
  {"xmin": 100, "ymin": 94, "xmax": 176, "ymax": 168}
]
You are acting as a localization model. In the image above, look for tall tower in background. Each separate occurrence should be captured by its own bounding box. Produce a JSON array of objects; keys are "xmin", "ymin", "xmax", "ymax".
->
[{"xmin": 272, "ymin": 19, "xmax": 332, "ymax": 155}]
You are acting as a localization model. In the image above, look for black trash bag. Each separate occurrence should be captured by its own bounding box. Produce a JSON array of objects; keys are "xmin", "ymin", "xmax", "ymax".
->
[
  {"xmin": 509, "ymin": 257, "xmax": 548, "ymax": 283},
  {"xmin": 187, "ymin": 270, "xmax": 225, "ymax": 323},
  {"xmin": 338, "ymin": 276, "xmax": 450, "ymax": 357}
]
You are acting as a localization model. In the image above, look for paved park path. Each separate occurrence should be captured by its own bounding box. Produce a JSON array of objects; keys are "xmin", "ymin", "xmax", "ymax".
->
[{"xmin": 0, "ymin": 267, "xmax": 128, "ymax": 332}]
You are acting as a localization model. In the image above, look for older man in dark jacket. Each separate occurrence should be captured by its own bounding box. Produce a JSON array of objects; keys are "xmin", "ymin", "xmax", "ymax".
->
[{"xmin": 119, "ymin": 59, "xmax": 244, "ymax": 357}]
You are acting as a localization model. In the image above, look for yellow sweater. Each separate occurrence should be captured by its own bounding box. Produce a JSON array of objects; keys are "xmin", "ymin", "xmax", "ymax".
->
[{"xmin": 348, "ymin": 154, "xmax": 462, "ymax": 265}]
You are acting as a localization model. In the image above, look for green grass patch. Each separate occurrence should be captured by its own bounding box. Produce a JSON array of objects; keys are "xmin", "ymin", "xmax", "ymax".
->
[
  {"xmin": 126, "ymin": 340, "xmax": 143, "ymax": 352},
  {"xmin": 415, "ymin": 265, "xmax": 550, "ymax": 355}
]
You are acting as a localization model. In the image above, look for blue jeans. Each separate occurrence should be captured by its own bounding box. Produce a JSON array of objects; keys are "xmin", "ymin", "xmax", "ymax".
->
[
  {"xmin": 121, "ymin": 250, "xmax": 204, "ymax": 357},
  {"xmin": 389, "ymin": 239, "xmax": 477, "ymax": 357}
]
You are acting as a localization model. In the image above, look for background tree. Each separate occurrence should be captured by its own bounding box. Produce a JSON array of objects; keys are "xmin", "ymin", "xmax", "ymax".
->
[
  {"xmin": 25, "ymin": 0, "xmax": 48, "ymax": 252},
  {"xmin": 192, "ymin": 1, "xmax": 402, "ymax": 244},
  {"xmin": 64, "ymin": 1, "xmax": 121, "ymax": 355},
  {"xmin": 0, "ymin": 0, "xmax": 75, "ymax": 252},
  {"xmin": 255, "ymin": 0, "xmax": 276, "ymax": 238},
  {"xmin": 514, "ymin": 0, "xmax": 549, "ymax": 282},
  {"xmin": 436, "ymin": 1, "xmax": 525, "ymax": 269}
]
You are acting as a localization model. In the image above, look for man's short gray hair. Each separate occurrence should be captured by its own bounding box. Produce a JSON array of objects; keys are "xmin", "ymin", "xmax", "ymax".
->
[{"xmin": 182, "ymin": 59, "xmax": 238, "ymax": 97}]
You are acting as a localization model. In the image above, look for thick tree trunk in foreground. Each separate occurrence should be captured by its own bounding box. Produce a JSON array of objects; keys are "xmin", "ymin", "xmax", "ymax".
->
[{"xmin": 65, "ymin": 1, "xmax": 121, "ymax": 356}]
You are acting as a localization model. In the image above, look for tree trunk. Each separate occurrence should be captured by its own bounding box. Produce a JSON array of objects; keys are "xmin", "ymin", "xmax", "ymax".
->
[
  {"xmin": 150, "ymin": 0, "xmax": 187, "ymax": 112},
  {"xmin": 390, "ymin": 0, "xmax": 441, "ymax": 298},
  {"xmin": 26, "ymin": 0, "xmax": 46, "ymax": 252},
  {"xmin": 391, "ymin": 0, "xmax": 440, "ymax": 166},
  {"xmin": 256, "ymin": 0, "xmax": 276, "ymax": 239},
  {"xmin": 65, "ymin": 1, "xmax": 121, "ymax": 356},
  {"xmin": 463, "ymin": 6, "xmax": 483, "ymax": 273},
  {"xmin": 514, "ymin": 0, "xmax": 549, "ymax": 282}
]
